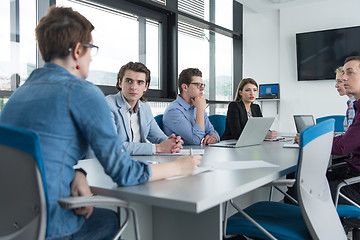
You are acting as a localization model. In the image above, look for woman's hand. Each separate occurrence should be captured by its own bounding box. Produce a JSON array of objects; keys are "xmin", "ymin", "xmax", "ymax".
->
[
  {"xmin": 265, "ymin": 130, "xmax": 277, "ymax": 139},
  {"xmin": 71, "ymin": 170, "xmax": 94, "ymax": 219}
]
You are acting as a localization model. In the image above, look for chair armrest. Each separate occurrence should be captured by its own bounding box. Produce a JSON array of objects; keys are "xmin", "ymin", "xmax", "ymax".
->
[
  {"xmin": 58, "ymin": 195, "xmax": 140, "ymax": 240},
  {"xmin": 58, "ymin": 195, "xmax": 130, "ymax": 209},
  {"xmin": 343, "ymin": 176, "xmax": 360, "ymax": 186},
  {"xmin": 335, "ymin": 176, "xmax": 360, "ymax": 208},
  {"xmin": 266, "ymin": 179, "xmax": 295, "ymax": 187},
  {"xmin": 327, "ymin": 162, "xmax": 347, "ymax": 171}
]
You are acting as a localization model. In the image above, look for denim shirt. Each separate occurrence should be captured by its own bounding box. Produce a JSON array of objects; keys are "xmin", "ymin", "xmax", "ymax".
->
[
  {"xmin": 163, "ymin": 95, "xmax": 219, "ymax": 145},
  {"xmin": 0, "ymin": 63, "xmax": 151, "ymax": 239}
]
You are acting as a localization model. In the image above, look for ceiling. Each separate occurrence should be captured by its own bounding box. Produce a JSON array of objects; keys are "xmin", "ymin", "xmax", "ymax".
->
[{"xmin": 236, "ymin": 0, "xmax": 332, "ymax": 13}]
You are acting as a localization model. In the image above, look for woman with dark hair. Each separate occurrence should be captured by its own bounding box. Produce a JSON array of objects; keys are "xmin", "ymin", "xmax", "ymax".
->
[
  {"xmin": 222, "ymin": 78, "xmax": 277, "ymax": 140},
  {"xmin": 0, "ymin": 6, "xmax": 200, "ymax": 239}
]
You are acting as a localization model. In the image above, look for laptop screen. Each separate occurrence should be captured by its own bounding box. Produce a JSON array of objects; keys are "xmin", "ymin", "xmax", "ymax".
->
[
  {"xmin": 258, "ymin": 84, "xmax": 279, "ymax": 99},
  {"xmin": 293, "ymin": 115, "xmax": 315, "ymax": 133}
]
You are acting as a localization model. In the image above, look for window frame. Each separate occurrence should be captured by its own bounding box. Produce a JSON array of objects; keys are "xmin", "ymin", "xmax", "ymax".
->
[{"xmin": 3, "ymin": 0, "xmax": 243, "ymax": 106}]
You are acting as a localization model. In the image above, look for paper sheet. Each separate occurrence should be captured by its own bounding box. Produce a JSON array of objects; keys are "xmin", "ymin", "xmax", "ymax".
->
[
  {"xmin": 283, "ymin": 143, "xmax": 299, "ymax": 148},
  {"xmin": 166, "ymin": 160, "xmax": 278, "ymax": 180},
  {"xmin": 202, "ymin": 160, "xmax": 278, "ymax": 170}
]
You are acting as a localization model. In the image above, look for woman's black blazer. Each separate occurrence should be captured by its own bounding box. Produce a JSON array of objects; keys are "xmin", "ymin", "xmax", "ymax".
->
[{"xmin": 221, "ymin": 100, "xmax": 263, "ymax": 140}]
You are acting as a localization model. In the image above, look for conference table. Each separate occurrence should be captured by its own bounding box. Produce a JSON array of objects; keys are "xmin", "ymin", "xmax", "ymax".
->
[{"xmin": 77, "ymin": 140, "xmax": 298, "ymax": 240}]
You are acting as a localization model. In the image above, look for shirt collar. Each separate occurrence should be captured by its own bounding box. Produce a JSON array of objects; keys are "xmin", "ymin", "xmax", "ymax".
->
[
  {"xmin": 354, "ymin": 99, "xmax": 360, "ymax": 112},
  {"xmin": 121, "ymin": 92, "xmax": 140, "ymax": 114},
  {"xmin": 348, "ymin": 96, "xmax": 356, "ymax": 103},
  {"xmin": 176, "ymin": 95, "xmax": 192, "ymax": 110}
]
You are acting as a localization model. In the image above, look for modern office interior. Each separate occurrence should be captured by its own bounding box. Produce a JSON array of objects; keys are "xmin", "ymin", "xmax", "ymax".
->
[{"xmin": 2, "ymin": 0, "xmax": 360, "ymax": 239}]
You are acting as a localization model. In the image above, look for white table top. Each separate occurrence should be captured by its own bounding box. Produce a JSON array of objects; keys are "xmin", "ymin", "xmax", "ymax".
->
[{"xmin": 77, "ymin": 140, "xmax": 298, "ymax": 214}]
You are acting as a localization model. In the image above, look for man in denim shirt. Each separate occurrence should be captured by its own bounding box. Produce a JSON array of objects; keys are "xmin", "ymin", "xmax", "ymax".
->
[
  {"xmin": 163, "ymin": 68, "xmax": 220, "ymax": 145},
  {"xmin": 0, "ymin": 7, "xmax": 200, "ymax": 239}
]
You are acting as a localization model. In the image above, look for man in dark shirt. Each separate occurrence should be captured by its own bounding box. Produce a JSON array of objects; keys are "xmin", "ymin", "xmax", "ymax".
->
[
  {"xmin": 328, "ymin": 56, "xmax": 360, "ymax": 205},
  {"xmin": 292, "ymin": 56, "xmax": 360, "ymax": 205}
]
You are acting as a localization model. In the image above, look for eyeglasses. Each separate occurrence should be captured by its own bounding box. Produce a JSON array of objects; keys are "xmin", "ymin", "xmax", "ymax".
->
[
  {"xmin": 189, "ymin": 82, "xmax": 206, "ymax": 89},
  {"xmin": 83, "ymin": 43, "xmax": 99, "ymax": 57}
]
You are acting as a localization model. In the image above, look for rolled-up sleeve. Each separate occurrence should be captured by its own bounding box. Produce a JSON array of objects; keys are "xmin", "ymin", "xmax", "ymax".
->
[{"xmin": 163, "ymin": 108, "xmax": 204, "ymax": 145}]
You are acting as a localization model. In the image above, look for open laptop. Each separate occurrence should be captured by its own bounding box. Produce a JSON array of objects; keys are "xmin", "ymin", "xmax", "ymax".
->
[
  {"xmin": 258, "ymin": 83, "xmax": 280, "ymax": 99},
  {"xmin": 293, "ymin": 115, "xmax": 315, "ymax": 133},
  {"xmin": 209, "ymin": 117, "xmax": 275, "ymax": 148}
]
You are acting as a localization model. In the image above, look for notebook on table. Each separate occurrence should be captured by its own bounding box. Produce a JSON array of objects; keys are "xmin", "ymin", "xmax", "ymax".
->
[{"xmin": 209, "ymin": 117, "xmax": 275, "ymax": 148}]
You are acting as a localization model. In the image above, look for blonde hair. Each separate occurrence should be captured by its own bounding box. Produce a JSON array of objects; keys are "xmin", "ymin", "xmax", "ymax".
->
[
  {"xmin": 234, "ymin": 78, "xmax": 258, "ymax": 101},
  {"xmin": 335, "ymin": 66, "xmax": 343, "ymax": 76}
]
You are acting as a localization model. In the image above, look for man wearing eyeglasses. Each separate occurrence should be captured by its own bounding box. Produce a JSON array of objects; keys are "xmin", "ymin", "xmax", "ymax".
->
[
  {"xmin": 163, "ymin": 68, "xmax": 220, "ymax": 145},
  {"xmin": 101, "ymin": 62, "xmax": 183, "ymax": 155}
]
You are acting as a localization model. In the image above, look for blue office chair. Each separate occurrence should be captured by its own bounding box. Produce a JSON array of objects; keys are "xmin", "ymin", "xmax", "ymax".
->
[
  {"xmin": 208, "ymin": 114, "xmax": 226, "ymax": 137},
  {"xmin": 316, "ymin": 115, "xmax": 345, "ymax": 133},
  {"xmin": 0, "ymin": 123, "xmax": 139, "ymax": 240},
  {"xmin": 154, "ymin": 114, "xmax": 163, "ymax": 131},
  {"xmin": 224, "ymin": 119, "xmax": 347, "ymax": 239}
]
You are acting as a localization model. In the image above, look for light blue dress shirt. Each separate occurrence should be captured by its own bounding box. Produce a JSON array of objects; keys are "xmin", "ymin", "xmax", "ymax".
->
[
  {"xmin": 163, "ymin": 95, "xmax": 219, "ymax": 145},
  {"xmin": 0, "ymin": 63, "xmax": 151, "ymax": 239},
  {"xmin": 106, "ymin": 92, "xmax": 168, "ymax": 155}
]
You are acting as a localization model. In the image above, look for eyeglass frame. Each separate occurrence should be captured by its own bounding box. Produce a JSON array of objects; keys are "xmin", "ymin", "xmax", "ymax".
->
[
  {"xmin": 189, "ymin": 82, "xmax": 206, "ymax": 89},
  {"xmin": 83, "ymin": 43, "xmax": 99, "ymax": 57},
  {"xmin": 68, "ymin": 43, "xmax": 99, "ymax": 57}
]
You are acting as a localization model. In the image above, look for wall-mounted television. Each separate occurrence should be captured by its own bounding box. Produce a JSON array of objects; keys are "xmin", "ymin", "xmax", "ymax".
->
[{"xmin": 296, "ymin": 26, "xmax": 360, "ymax": 81}]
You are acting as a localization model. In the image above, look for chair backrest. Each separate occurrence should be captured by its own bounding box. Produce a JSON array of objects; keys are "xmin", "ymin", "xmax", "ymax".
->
[
  {"xmin": 154, "ymin": 114, "xmax": 163, "ymax": 131},
  {"xmin": 208, "ymin": 114, "xmax": 226, "ymax": 137},
  {"xmin": 296, "ymin": 119, "xmax": 347, "ymax": 239},
  {"xmin": 316, "ymin": 115, "xmax": 345, "ymax": 133},
  {"xmin": 0, "ymin": 123, "xmax": 47, "ymax": 240}
]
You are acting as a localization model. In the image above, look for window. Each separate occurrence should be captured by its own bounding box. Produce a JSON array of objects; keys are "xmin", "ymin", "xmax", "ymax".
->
[
  {"xmin": 215, "ymin": 32, "xmax": 233, "ymax": 101},
  {"xmin": 57, "ymin": 0, "xmax": 161, "ymax": 90},
  {"xmin": 0, "ymin": 0, "xmax": 36, "ymax": 93},
  {"xmin": 177, "ymin": 0, "xmax": 237, "ymax": 115},
  {"xmin": 146, "ymin": 20, "xmax": 160, "ymax": 89},
  {"xmin": 178, "ymin": 28, "xmax": 210, "ymax": 98},
  {"xmin": 2, "ymin": 0, "xmax": 242, "ymax": 114}
]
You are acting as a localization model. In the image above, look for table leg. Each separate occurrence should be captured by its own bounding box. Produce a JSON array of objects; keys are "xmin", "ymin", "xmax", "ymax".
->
[{"xmin": 152, "ymin": 205, "xmax": 222, "ymax": 240}]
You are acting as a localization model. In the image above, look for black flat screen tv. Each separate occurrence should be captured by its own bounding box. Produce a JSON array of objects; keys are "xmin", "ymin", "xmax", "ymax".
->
[{"xmin": 296, "ymin": 26, "xmax": 360, "ymax": 81}]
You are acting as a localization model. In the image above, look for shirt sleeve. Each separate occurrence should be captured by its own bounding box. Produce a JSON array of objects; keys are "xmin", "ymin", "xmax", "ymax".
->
[
  {"xmin": 163, "ymin": 107, "xmax": 205, "ymax": 145},
  {"xmin": 332, "ymin": 115, "xmax": 360, "ymax": 156},
  {"xmin": 226, "ymin": 102, "xmax": 245, "ymax": 139},
  {"xmin": 69, "ymin": 81, "xmax": 151, "ymax": 186}
]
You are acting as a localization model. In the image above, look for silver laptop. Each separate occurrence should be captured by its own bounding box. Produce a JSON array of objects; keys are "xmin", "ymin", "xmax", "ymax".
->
[
  {"xmin": 293, "ymin": 115, "xmax": 315, "ymax": 133},
  {"xmin": 210, "ymin": 117, "xmax": 275, "ymax": 148}
]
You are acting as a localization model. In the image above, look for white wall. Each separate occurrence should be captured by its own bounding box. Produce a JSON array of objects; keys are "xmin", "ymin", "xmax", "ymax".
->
[{"xmin": 242, "ymin": 0, "xmax": 360, "ymax": 133}]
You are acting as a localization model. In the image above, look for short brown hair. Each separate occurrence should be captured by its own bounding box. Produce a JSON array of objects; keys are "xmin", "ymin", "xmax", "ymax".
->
[
  {"xmin": 234, "ymin": 78, "xmax": 258, "ymax": 101},
  {"xmin": 344, "ymin": 56, "xmax": 360, "ymax": 66},
  {"xmin": 116, "ymin": 62, "xmax": 151, "ymax": 102},
  {"xmin": 35, "ymin": 6, "xmax": 94, "ymax": 62},
  {"xmin": 178, "ymin": 68, "xmax": 202, "ymax": 93}
]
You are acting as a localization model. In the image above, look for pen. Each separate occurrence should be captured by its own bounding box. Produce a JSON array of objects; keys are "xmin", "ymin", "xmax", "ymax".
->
[{"xmin": 190, "ymin": 148, "xmax": 193, "ymax": 155}]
